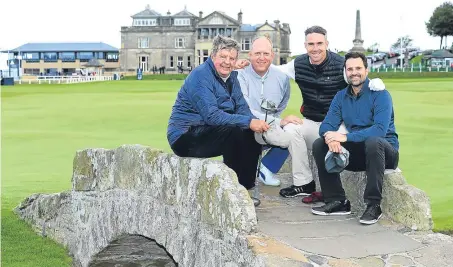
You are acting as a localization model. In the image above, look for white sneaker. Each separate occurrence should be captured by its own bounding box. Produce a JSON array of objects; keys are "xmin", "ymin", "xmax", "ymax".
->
[{"xmin": 258, "ymin": 165, "xmax": 281, "ymax": 186}]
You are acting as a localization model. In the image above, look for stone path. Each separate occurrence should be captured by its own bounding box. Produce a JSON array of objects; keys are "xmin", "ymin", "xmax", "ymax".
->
[{"xmin": 252, "ymin": 173, "xmax": 453, "ymax": 267}]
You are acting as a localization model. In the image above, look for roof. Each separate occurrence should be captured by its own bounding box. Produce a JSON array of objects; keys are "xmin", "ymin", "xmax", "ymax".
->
[
  {"xmin": 430, "ymin": 49, "xmax": 453, "ymax": 58},
  {"xmin": 240, "ymin": 24, "xmax": 257, "ymax": 32},
  {"xmin": 240, "ymin": 22, "xmax": 289, "ymax": 33},
  {"xmin": 173, "ymin": 8, "xmax": 196, "ymax": 17},
  {"xmin": 5, "ymin": 42, "xmax": 118, "ymax": 52},
  {"xmin": 132, "ymin": 6, "xmax": 161, "ymax": 18},
  {"xmin": 216, "ymin": 11, "xmax": 239, "ymax": 24}
]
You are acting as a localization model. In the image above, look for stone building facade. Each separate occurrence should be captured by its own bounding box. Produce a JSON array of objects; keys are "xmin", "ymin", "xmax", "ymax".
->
[{"xmin": 120, "ymin": 6, "xmax": 291, "ymax": 72}]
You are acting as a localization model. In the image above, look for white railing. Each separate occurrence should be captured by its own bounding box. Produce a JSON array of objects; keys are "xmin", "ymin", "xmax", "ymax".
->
[{"xmin": 18, "ymin": 75, "xmax": 115, "ymax": 84}]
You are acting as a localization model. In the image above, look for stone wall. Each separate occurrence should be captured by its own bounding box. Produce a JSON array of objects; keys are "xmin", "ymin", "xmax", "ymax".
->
[{"xmin": 15, "ymin": 145, "xmax": 265, "ymax": 267}]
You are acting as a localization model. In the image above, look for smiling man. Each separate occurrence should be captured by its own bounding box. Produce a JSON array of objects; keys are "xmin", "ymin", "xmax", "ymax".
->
[
  {"xmin": 167, "ymin": 35, "xmax": 269, "ymax": 206},
  {"xmin": 311, "ymin": 52, "xmax": 399, "ymax": 225},
  {"xmin": 237, "ymin": 36, "xmax": 306, "ymax": 188}
]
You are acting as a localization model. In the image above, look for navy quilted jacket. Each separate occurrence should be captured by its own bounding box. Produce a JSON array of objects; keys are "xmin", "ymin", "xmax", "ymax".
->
[{"xmin": 167, "ymin": 57, "xmax": 254, "ymax": 146}]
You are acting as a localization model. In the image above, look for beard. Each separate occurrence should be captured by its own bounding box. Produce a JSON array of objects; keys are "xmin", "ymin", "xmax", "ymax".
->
[{"xmin": 347, "ymin": 75, "xmax": 365, "ymax": 86}]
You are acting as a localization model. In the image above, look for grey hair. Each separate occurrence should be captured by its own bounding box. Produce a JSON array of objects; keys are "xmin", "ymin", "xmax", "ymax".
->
[{"xmin": 211, "ymin": 35, "xmax": 241, "ymax": 57}]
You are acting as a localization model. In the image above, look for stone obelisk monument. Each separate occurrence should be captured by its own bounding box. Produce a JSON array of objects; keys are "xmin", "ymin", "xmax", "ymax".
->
[{"xmin": 350, "ymin": 10, "xmax": 366, "ymax": 52}]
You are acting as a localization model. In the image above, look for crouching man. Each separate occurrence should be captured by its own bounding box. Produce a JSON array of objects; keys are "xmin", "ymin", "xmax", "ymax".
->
[{"xmin": 311, "ymin": 52, "xmax": 399, "ymax": 225}]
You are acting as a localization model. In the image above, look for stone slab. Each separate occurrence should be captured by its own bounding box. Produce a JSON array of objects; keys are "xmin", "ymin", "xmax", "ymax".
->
[
  {"xmin": 267, "ymin": 230, "xmax": 422, "ymax": 258},
  {"xmin": 258, "ymin": 218, "xmax": 386, "ymax": 239}
]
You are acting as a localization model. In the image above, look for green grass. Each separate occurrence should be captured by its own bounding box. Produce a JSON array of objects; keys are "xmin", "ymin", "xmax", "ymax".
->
[
  {"xmin": 2, "ymin": 78, "xmax": 453, "ymax": 265},
  {"xmin": 410, "ymin": 55, "xmax": 422, "ymax": 64}
]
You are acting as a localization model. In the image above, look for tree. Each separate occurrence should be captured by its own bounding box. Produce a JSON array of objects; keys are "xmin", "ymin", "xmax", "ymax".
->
[
  {"xmin": 392, "ymin": 36, "xmax": 413, "ymax": 49},
  {"xmin": 426, "ymin": 2, "xmax": 453, "ymax": 49},
  {"xmin": 367, "ymin": 42, "xmax": 379, "ymax": 52}
]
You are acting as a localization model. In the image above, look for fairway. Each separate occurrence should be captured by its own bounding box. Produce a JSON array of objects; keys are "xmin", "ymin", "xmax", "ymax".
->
[{"xmin": 2, "ymin": 78, "xmax": 453, "ymax": 266}]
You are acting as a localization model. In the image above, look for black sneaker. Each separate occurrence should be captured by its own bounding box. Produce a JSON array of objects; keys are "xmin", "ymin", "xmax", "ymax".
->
[
  {"xmin": 279, "ymin": 180, "xmax": 315, "ymax": 198},
  {"xmin": 311, "ymin": 200, "xmax": 351, "ymax": 216},
  {"xmin": 359, "ymin": 204, "xmax": 382, "ymax": 225}
]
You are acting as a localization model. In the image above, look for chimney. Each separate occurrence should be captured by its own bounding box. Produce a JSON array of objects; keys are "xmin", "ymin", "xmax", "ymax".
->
[
  {"xmin": 238, "ymin": 10, "xmax": 243, "ymax": 24},
  {"xmin": 274, "ymin": 19, "xmax": 280, "ymax": 30},
  {"xmin": 199, "ymin": 11, "xmax": 203, "ymax": 19},
  {"xmin": 167, "ymin": 10, "xmax": 171, "ymax": 16}
]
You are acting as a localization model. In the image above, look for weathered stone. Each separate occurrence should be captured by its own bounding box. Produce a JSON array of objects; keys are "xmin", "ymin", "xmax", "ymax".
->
[
  {"xmin": 388, "ymin": 255, "xmax": 414, "ymax": 266},
  {"xmin": 307, "ymin": 254, "xmax": 328, "ymax": 265},
  {"xmin": 88, "ymin": 235, "xmax": 177, "ymax": 267},
  {"xmin": 281, "ymin": 151, "xmax": 432, "ymax": 231},
  {"xmin": 16, "ymin": 145, "xmax": 266, "ymax": 267},
  {"xmin": 246, "ymin": 235, "xmax": 309, "ymax": 263},
  {"xmin": 328, "ymin": 259, "xmax": 360, "ymax": 267},
  {"xmin": 408, "ymin": 243, "xmax": 453, "ymax": 267},
  {"xmin": 356, "ymin": 256, "xmax": 385, "ymax": 267}
]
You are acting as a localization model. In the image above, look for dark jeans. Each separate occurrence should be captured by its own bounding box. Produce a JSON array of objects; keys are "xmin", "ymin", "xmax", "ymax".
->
[
  {"xmin": 312, "ymin": 136, "xmax": 399, "ymax": 205},
  {"xmin": 171, "ymin": 126, "xmax": 262, "ymax": 189}
]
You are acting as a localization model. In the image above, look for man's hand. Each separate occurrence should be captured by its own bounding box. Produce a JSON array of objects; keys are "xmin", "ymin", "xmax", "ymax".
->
[
  {"xmin": 234, "ymin": 59, "xmax": 250, "ymax": 70},
  {"xmin": 324, "ymin": 131, "xmax": 347, "ymax": 143},
  {"xmin": 369, "ymin": 78, "xmax": 385, "ymax": 91},
  {"xmin": 327, "ymin": 141, "xmax": 343, "ymax": 153},
  {"xmin": 250, "ymin": 119, "xmax": 270, "ymax": 133},
  {"xmin": 280, "ymin": 115, "xmax": 303, "ymax": 126}
]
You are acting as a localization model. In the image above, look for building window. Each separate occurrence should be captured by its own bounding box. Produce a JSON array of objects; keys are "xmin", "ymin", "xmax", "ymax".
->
[
  {"xmin": 174, "ymin": 19, "xmax": 190, "ymax": 26},
  {"xmin": 170, "ymin": 56, "xmax": 174, "ymax": 68},
  {"xmin": 106, "ymin": 52, "xmax": 119, "ymax": 62},
  {"xmin": 43, "ymin": 52, "xmax": 58, "ymax": 62},
  {"xmin": 24, "ymin": 68, "xmax": 40, "ymax": 75},
  {"xmin": 177, "ymin": 56, "xmax": 183, "ymax": 66},
  {"xmin": 199, "ymin": 28, "xmax": 209, "ymax": 39},
  {"xmin": 203, "ymin": 50, "xmax": 209, "ymax": 62},
  {"xmin": 187, "ymin": 56, "xmax": 191, "ymax": 67},
  {"xmin": 78, "ymin": 52, "xmax": 93, "ymax": 62},
  {"xmin": 23, "ymin": 52, "xmax": 40, "ymax": 62},
  {"xmin": 241, "ymin": 38, "xmax": 251, "ymax": 51},
  {"xmin": 226, "ymin": 28, "xmax": 232, "ymax": 37},
  {"xmin": 138, "ymin": 37, "xmax": 149, "ymax": 48},
  {"xmin": 97, "ymin": 52, "xmax": 104, "ymax": 59},
  {"xmin": 61, "ymin": 52, "xmax": 76, "ymax": 62},
  {"xmin": 175, "ymin": 37, "xmax": 185, "ymax": 48}
]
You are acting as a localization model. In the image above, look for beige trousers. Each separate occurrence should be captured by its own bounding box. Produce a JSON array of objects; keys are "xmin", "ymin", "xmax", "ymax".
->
[{"xmin": 255, "ymin": 119, "xmax": 348, "ymax": 186}]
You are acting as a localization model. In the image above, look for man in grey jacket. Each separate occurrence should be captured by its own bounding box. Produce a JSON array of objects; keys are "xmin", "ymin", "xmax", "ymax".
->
[{"xmin": 237, "ymin": 36, "xmax": 308, "ymax": 189}]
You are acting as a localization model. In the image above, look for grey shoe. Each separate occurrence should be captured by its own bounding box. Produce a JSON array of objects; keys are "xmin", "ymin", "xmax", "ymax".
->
[{"xmin": 248, "ymin": 187, "xmax": 261, "ymax": 207}]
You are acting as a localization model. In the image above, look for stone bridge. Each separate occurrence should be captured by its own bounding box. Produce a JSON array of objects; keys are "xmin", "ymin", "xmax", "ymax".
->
[{"xmin": 15, "ymin": 145, "xmax": 453, "ymax": 267}]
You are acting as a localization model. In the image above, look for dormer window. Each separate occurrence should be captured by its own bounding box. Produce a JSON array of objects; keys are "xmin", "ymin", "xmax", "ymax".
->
[
  {"xmin": 134, "ymin": 19, "xmax": 157, "ymax": 26},
  {"xmin": 174, "ymin": 19, "xmax": 190, "ymax": 26}
]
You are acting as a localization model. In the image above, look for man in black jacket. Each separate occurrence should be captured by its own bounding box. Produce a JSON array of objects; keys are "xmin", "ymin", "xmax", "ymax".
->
[{"xmin": 236, "ymin": 26, "xmax": 385, "ymax": 198}]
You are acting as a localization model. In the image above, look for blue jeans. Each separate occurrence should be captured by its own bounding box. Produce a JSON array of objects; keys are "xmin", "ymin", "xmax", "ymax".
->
[{"xmin": 261, "ymin": 147, "xmax": 290, "ymax": 173}]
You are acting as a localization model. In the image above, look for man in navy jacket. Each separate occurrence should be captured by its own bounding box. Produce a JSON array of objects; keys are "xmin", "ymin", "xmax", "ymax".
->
[
  {"xmin": 311, "ymin": 52, "xmax": 399, "ymax": 225},
  {"xmin": 167, "ymin": 36, "xmax": 269, "ymax": 206}
]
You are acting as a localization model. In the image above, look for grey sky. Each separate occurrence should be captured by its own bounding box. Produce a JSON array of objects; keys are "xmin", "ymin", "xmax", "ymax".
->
[{"xmin": 0, "ymin": 0, "xmax": 449, "ymax": 69}]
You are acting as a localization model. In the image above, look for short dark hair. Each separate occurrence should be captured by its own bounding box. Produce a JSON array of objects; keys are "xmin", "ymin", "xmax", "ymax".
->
[
  {"xmin": 344, "ymin": 52, "xmax": 368, "ymax": 69},
  {"xmin": 304, "ymin": 26, "xmax": 327, "ymax": 36}
]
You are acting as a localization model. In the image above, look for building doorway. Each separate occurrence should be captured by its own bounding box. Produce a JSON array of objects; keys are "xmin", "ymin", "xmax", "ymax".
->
[{"xmin": 139, "ymin": 56, "xmax": 148, "ymax": 72}]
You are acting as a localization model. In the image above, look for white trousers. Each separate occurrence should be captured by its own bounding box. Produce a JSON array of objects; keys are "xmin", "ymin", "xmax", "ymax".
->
[{"xmin": 255, "ymin": 119, "xmax": 348, "ymax": 186}]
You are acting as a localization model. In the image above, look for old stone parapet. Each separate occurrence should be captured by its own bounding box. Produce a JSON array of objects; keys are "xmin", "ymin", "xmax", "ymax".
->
[{"xmin": 15, "ymin": 145, "xmax": 265, "ymax": 267}]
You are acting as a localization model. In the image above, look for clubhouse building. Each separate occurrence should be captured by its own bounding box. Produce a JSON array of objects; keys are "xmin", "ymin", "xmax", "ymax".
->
[
  {"xmin": 2, "ymin": 42, "xmax": 120, "ymax": 77},
  {"xmin": 120, "ymin": 6, "xmax": 291, "ymax": 72}
]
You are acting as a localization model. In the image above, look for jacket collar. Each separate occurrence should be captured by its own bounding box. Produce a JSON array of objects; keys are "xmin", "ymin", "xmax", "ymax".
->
[{"xmin": 346, "ymin": 77, "xmax": 370, "ymax": 98}]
